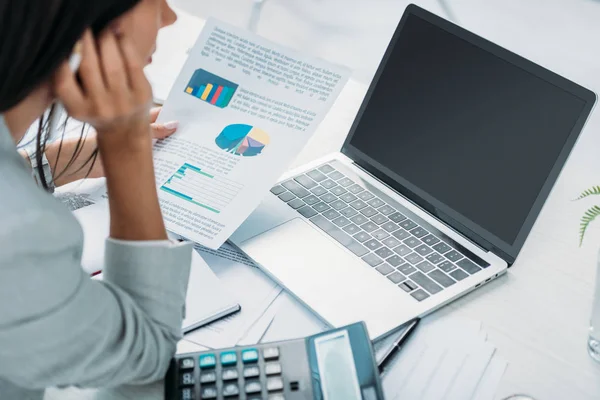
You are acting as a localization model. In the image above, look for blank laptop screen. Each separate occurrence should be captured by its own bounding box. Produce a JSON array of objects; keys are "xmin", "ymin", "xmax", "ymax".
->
[{"xmin": 347, "ymin": 13, "xmax": 587, "ymax": 250}]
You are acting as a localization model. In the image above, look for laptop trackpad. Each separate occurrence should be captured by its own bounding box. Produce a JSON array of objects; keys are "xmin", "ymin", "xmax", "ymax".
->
[{"xmin": 239, "ymin": 218, "xmax": 414, "ymax": 335}]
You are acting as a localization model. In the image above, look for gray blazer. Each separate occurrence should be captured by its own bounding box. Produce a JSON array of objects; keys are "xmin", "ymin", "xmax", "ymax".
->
[{"xmin": 0, "ymin": 116, "xmax": 192, "ymax": 399}]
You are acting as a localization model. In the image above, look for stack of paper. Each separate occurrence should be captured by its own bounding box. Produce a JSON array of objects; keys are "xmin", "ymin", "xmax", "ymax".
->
[{"xmin": 380, "ymin": 316, "xmax": 508, "ymax": 400}]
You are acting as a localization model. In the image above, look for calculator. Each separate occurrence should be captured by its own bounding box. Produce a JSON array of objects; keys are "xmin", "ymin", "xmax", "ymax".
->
[{"xmin": 165, "ymin": 322, "xmax": 384, "ymax": 400}]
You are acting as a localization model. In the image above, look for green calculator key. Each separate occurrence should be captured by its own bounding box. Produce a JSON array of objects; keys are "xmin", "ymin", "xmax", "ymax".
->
[
  {"xmin": 220, "ymin": 351, "xmax": 237, "ymax": 366},
  {"xmin": 242, "ymin": 348, "xmax": 259, "ymax": 363},
  {"xmin": 199, "ymin": 354, "xmax": 216, "ymax": 368}
]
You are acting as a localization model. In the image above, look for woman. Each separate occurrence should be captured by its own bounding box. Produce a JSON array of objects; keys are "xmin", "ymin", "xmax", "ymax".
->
[{"xmin": 0, "ymin": 0, "xmax": 193, "ymax": 398}]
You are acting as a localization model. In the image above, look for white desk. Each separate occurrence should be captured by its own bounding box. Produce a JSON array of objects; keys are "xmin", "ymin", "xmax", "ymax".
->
[{"xmin": 46, "ymin": 0, "xmax": 600, "ymax": 399}]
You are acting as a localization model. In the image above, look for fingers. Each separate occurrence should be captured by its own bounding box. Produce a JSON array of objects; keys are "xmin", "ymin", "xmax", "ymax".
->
[
  {"xmin": 53, "ymin": 62, "xmax": 86, "ymax": 117},
  {"xmin": 118, "ymin": 33, "xmax": 150, "ymax": 96},
  {"xmin": 151, "ymin": 120, "xmax": 178, "ymax": 139},
  {"xmin": 149, "ymin": 107, "xmax": 161, "ymax": 123},
  {"xmin": 99, "ymin": 29, "xmax": 128, "ymax": 95},
  {"xmin": 78, "ymin": 30, "xmax": 105, "ymax": 98}
]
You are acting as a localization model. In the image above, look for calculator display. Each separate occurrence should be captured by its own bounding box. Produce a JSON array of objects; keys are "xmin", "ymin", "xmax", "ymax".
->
[{"xmin": 313, "ymin": 330, "xmax": 362, "ymax": 400}]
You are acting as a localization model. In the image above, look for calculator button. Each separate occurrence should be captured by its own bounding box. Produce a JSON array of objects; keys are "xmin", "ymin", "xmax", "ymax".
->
[
  {"xmin": 199, "ymin": 354, "xmax": 216, "ymax": 369},
  {"xmin": 245, "ymin": 380, "xmax": 262, "ymax": 394},
  {"xmin": 180, "ymin": 372, "xmax": 195, "ymax": 386},
  {"xmin": 220, "ymin": 351, "xmax": 237, "ymax": 366},
  {"xmin": 267, "ymin": 376, "xmax": 284, "ymax": 392},
  {"xmin": 268, "ymin": 394, "xmax": 286, "ymax": 400},
  {"xmin": 265, "ymin": 362, "xmax": 282, "ymax": 375},
  {"xmin": 180, "ymin": 387, "xmax": 195, "ymax": 400},
  {"xmin": 243, "ymin": 365, "xmax": 261, "ymax": 378},
  {"xmin": 223, "ymin": 383, "xmax": 240, "ymax": 397},
  {"xmin": 242, "ymin": 348, "xmax": 259, "ymax": 363},
  {"xmin": 179, "ymin": 357, "xmax": 195, "ymax": 370},
  {"xmin": 200, "ymin": 386, "xmax": 217, "ymax": 399},
  {"xmin": 263, "ymin": 347, "xmax": 280, "ymax": 360},
  {"xmin": 221, "ymin": 368, "xmax": 239, "ymax": 381},
  {"xmin": 200, "ymin": 371, "xmax": 216, "ymax": 384}
]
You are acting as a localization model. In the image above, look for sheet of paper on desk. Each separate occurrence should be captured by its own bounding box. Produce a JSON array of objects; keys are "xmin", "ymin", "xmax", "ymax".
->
[
  {"xmin": 152, "ymin": 18, "xmax": 350, "ymax": 249},
  {"xmin": 184, "ymin": 243, "xmax": 282, "ymax": 349}
]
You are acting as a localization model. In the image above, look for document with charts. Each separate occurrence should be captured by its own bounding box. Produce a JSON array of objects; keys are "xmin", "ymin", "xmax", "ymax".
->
[{"xmin": 153, "ymin": 18, "xmax": 349, "ymax": 249}]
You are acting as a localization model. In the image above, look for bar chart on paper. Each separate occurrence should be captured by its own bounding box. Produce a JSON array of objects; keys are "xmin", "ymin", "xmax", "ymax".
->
[
  {"xmin": 184, "ymin": 69, "xmax": 239, "ymax": 108},
  {"xmin": 160, "ymin": 163, "xmax": 244, "ymax": 214}
]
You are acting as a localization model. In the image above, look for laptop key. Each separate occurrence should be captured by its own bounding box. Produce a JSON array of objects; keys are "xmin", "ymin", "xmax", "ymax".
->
[
  {"xmin": 426, "ymin": 253, "xmax": 445, "ymax": 264},
  {"xmin": 456, "ymin": 259, "xmax": 481, "ymax": 274},
  {"xmin": 411, "ymin": 289, "xmax": 430, "ymax": 301},
  {"xmin": 318, "ymin": 164, "xmax": 335, "ymax": 174},
  {"xmin": 361, "ymin": 221, "xmax": 379, "ymax": 233},
  {"xmin": 302, "ymin": 195, "xmax": 320, "ymax": 206},
  {"xmin": 388, "ymin": 212, "xmax": 407, "ymax": 223},
  {"xmin": 298, "ymin": 206, "xmax": 318, "ymax": 219},
  {"xmin": 311, "ymin": 186, "xmax": 328, "ymax": 196},
  {"xmin": 350, "ymin": 199, "xmax": 367, "ymax": 210},
  {"xmin": 450, "ymin": 269, "xmax": 469, "ymax": 281},
  {"xmin": 278, "ymin": 192, "xmax": 295, "ymax": 202},
  {"xmin": 343, "ymin": 224, "xmax": 360, "ymax": 235},
  {"xmin": 410, "ymin": 227, "xmax": 429, "ymax": 238},
  {"xmin": 357, "ymin": 191, "xmax": 375, "ymax": 201},
  {"xmin": 350, "ymin": 214, "xmax": 368, "ymax": 225},
  {"xmin": 381, "ymin": 222, "xmax": 399, "ymax": 233},
  {"xmin": 307, "ymin": 169, "xmax": 327, "ymax": 182},
  {"xmin": 282, "ymin": 180, "xmax": 310, "ymax": 198},
  {"xmin": 403, "ymin": 237, "xmax": 422, "ymax": 248},
  {"xmin": 392, "ymin": 229, "xmax": 411, "ymax": 240},
  {"xmin": 410, "ymin": 272, "xmax": 443, "ymax": 294},
  {"xmin": 340, "ymin": 193, "xmax": 358, "ymax": 203},
  {"xmin": 376, "ymin": 263, "xmax": 394, "ymax": 275},
  {"xmin": 362, "ymin": 253, "xmax": 383, "ymax": 267},
  {"xmin": 332, "ymin": 216, "xmax": 351, "ymax": 227},
  {"xmin": 353, "ymin": 232, "xmax": 372, "ymax": 243},
  {"xmin": 375, "ymin": 247, "xmax": 394, "ymax": 259},
  {"xmin": 378, "ymin": 205, "xmax": 396, "ymax": 216},
  {"xmin": 294, "ymin": 175, "xmax": 318, "ymax": 189},
  {"xmin": 372, "ymin": 229, "xmax": 390, "ymax": 241},
  {"xmin": 414, "ymin": 244, "xmax": 433, "ymax": 256},
  {"xmin": 422, "ymin": 234, "xmax": 440, "ymax": 246},
  {"xmin": 338, "ymin": 177, "xmax": 354, "ymax": 187},
  {"xmin": 329, "ymin": 171, "xmax": 345, "ymax": 180},
  {"xmin": 428, "ymin": 270, "xmax": 456, "ymax": 288},
  {"xmin": 323, "ymin": 210, "xmax": 341, "ymax": 220},
  {"xmin": 288, "ymin": 199, "xmax": 305, "ymax": 209},
  {"xmin": 400, "ymin": 219, "xmax": 418, "ymax": 230},
  {"xmin": 405, "ymin": 253, "xmax": 424, "ymax": 265},
  {"xmin": 310, "ymin": 215, "xmax": 368, "ymax": 257},
  {"xmin": 393, "ymin": 244, "xmax": 412, "ymax": 257},
  {"xmin": 321, "ymin": 179, "xmax": 338, "ymax": 189},
  {"xmin": 382, "ymin": 237, "xmax": 401, "ymax": 248},
  {"xmin": 445, "ymin": 250, "xmax": 464, "ymax": 262},
  {"xmin": 339, "ymin": 207, "xmax": 358, "ymax": 218},
  {"xmin": 386, "ymin": 255, "xmax": 404, "ymax": 267},
  {"xmin": 399, "ymin": 280, "xmax": 417, "ymax": 292},
  {"xmin": 330, "ymin": 200, "xmax": 347, "ymax": 210},
  {"xmin": 438, "ymin": 261, "xmax": 456, "ymax": 273},
  {"xmin": 368, "ymin": 198, "xmax": 385, "ymax": 208},
  {"xmin": 347, "ymin": 184, "xmax": 364, "ymax": 194},
  {"xmin": 398, "ymin": 263, "xmax": 416, "ymax": 275},
  {"xmin": 371, "ymin": 214, "xmax": 389, "ymax": 225},
  {"xmin": 415, "ymin": 261, "xmax": 435, "ymax": 273},
  {"xmin": 331, "ymin": 186, "xmax": 348, "ymax": 196},
  {"xmin": 364, "ymin": 239, "xmax": 382, "ymax": 251},
  {"xmin": 270, "ymin": 185, "xmax": 286, "ymax": 195},
  {"xmin": 361, "ymin": 207, "xmax": 378, "ymax": 217},
  {"xmin": 320, "ymin": 193, "xmax": 337, "ymax": 203},
  {"xmin": 313, "ymin": 202, "xmax": 330, "ymax": 212},
  {"xmin": 432, "ymin": 242, "xmax": 452, "ymax": 254},
  {"xmin": 387, "ymin": 272, "xmax": 405, "ymax": 284}
]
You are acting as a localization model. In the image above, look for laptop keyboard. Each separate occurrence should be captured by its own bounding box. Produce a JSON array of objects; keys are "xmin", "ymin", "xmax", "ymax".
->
[{"xmin": 271, "ymin": 163, "xmax": 490, "ymax": 302}]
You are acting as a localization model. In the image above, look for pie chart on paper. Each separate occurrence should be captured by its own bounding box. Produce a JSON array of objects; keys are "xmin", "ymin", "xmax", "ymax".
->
[{"xmin": 215, "ymin": 124, "xmax": 270, "ymax": 157}]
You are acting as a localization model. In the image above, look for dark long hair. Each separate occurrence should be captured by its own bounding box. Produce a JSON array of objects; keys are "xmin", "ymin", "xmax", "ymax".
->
[{"xmin": 0, "ymin": 0, "xmax": 142, "ymax": 189}]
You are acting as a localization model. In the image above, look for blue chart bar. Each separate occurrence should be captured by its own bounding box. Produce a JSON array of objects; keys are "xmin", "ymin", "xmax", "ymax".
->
[{"xmin": 160, "ymin": 163, "xmax": 244, "ymax": 214}]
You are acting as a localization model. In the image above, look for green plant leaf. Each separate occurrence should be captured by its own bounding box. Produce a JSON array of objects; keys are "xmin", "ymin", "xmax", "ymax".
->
[
  {"xmin": 573, "ymin": 186, "xmax": 600, "ymax": 201},
  {"xmin": 579, "ymin": 205, "xmax": 600, "ymax": 246}
]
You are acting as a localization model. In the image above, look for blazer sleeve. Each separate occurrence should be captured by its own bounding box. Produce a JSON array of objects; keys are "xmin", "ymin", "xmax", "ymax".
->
[{"xmin": 0, "ymin": 209, "xmax": 192, "ymax": 389}]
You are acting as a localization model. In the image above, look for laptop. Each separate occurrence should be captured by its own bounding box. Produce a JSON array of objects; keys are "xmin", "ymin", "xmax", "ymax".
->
[{"xmin": 230, "ymin": 4, "xmax": 596, "ymax": 340}]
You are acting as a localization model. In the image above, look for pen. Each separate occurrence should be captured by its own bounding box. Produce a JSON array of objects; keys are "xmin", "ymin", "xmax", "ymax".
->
[{"xmin": 377, "ymin": 318, "xmax": 420, "ymax": 373}]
